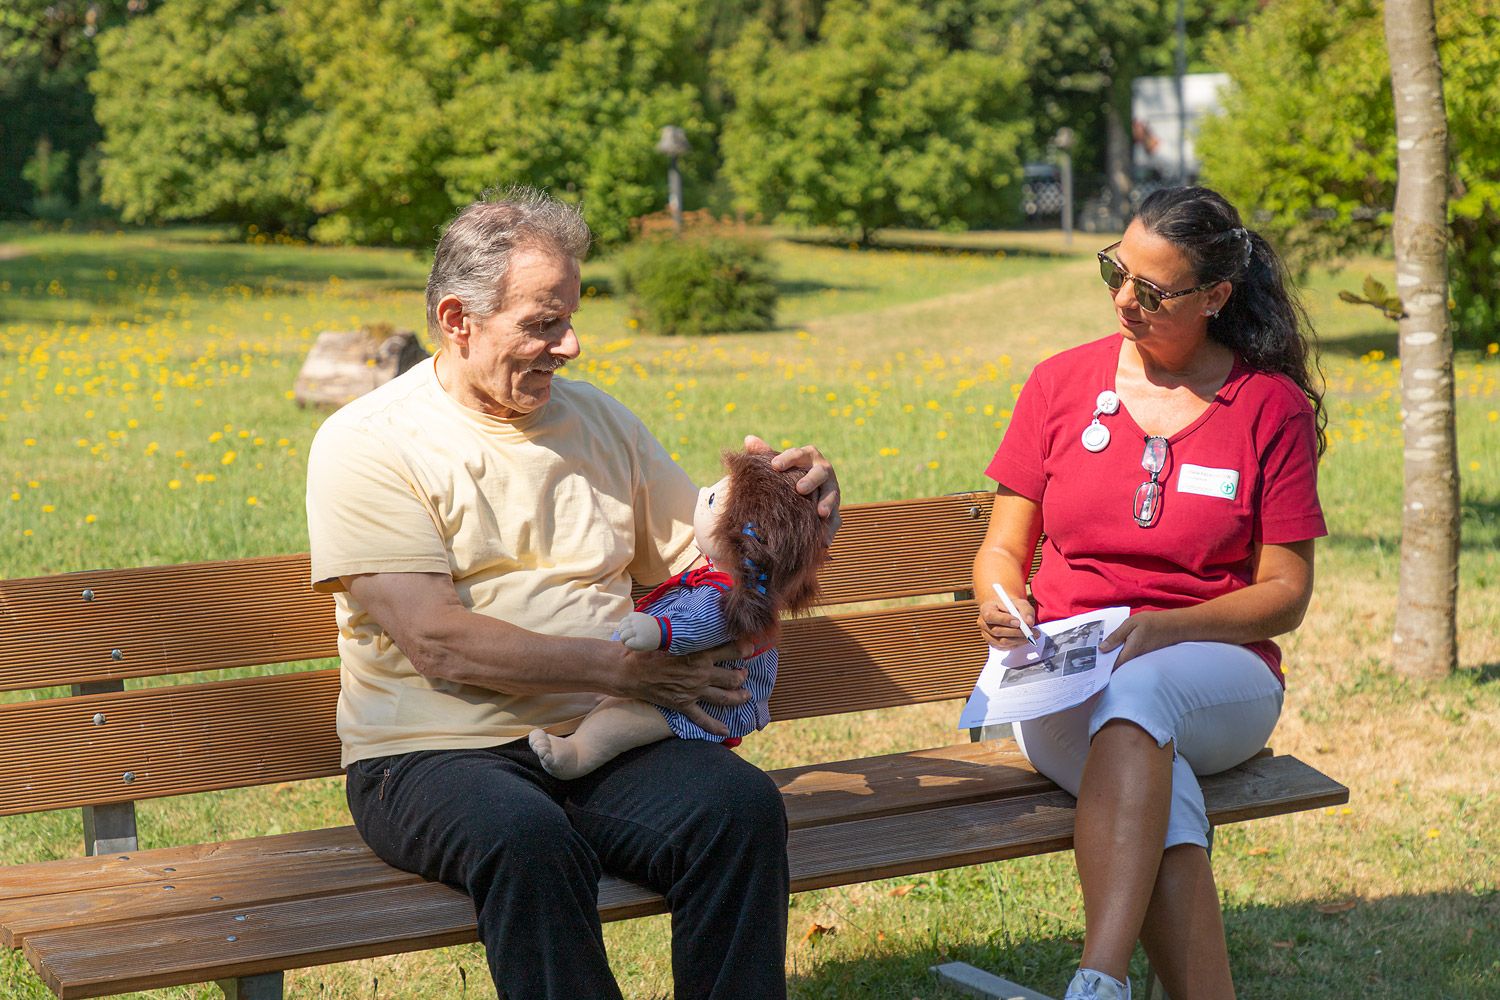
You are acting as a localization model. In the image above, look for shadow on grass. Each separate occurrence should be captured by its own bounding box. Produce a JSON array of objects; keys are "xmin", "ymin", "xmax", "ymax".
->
[
  {"xmin": 790, "ymin": 892, "xmax": 1498, "ymax": 999},
  {"xmin": 782, "ymin": 232, "xmax": 1068, "ymax": 260},
  {"xmin": 0, "ymin": 233, "xmax": 427, "ymax": 326},
  {"xmin": 777, "ymin": 277, "xmax": 872, "ymax": 297}
]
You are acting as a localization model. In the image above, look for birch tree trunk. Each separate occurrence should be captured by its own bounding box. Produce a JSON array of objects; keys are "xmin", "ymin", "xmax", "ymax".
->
[{"xmin": 1385, "ymin": 0, "xmax": 1459, "ymax": 678}]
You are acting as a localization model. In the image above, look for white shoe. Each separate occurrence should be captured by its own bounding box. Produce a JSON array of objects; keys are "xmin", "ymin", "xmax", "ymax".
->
[{"xmin": 1063, "ymin": 968, "xmax": 1131, "ymax": 1000}]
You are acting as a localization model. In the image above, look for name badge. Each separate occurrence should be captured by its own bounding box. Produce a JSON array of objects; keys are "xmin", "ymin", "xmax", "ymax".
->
[{"xmin": 1177, "ymin": 464, "xmax": 1240, "ymax": 500}]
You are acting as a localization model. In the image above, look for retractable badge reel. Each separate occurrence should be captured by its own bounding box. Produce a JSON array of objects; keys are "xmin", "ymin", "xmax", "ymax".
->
[{"xmin": 1081, "ymin": 390, "xmax": 1120, "ymax": 452}]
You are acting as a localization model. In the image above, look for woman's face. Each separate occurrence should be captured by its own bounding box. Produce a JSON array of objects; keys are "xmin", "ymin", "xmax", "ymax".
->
[{"xmin": 1105, "ymin": 220, "xmax": 1230, "ymax": 357}]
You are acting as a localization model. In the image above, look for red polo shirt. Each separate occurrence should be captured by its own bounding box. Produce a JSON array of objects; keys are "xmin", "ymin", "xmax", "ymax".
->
[{"xmin": 985, "ymin": 333, "xmax": 1326, "ymax": 682}]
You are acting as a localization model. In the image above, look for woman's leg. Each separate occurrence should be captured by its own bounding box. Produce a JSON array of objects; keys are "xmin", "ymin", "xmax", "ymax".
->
[
  {"xmin": 1139, "ymin": 843, "xmax": 1232, "ymax": 998},
  {"xmin": 1015, "ymin": 643, "xmax": 1283, "ymax": 995},
  {"xmin": 1125, "ymin": 645, "xmax": 1283, "ymax": 999},
  {"xmin": 1017, "ymin": 699, "xmax": 1166, "ymax": 987},
  {"xmin": 1072, "ymin": 718, "xmax": 1174, "ymax": 981}
]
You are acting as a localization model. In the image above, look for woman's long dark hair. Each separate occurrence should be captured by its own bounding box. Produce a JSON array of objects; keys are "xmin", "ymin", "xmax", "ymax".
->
[{"xmin": 1135, "ymin": 186, "xmax": 1326, "ymax": 455}]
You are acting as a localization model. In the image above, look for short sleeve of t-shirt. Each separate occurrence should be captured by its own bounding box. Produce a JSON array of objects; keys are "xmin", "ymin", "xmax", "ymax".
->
[
  {"xmin": 1255, "ymin": 407, "xmax": 1325, "ymax": 544},
  {"xmin": 985, "ymin": 372, "xmax": 1050, "ymax": 500},
  {"xmin": 624, "ymin": 413, "xmax": 701, "ymax": 585},
  {"xmin": 306, "ymin": 417, "xmax": 451, "ymax": 592}
]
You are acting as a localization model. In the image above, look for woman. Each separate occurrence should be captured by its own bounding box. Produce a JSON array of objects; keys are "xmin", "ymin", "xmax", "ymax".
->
[{"xmin": 974, "ymin": 186, "xmax": 1326, "ymax": 1000}]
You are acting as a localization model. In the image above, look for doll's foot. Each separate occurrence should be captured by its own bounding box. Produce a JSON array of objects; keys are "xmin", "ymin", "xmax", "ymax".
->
[{"xmin": 528, "ymin": 729, "xmax": 590, "ymax": 780}]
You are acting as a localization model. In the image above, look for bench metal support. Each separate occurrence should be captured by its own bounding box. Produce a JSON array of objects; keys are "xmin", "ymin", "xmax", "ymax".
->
[
  {"xmin": 72, "ymin": 680, "xmax": 139, "ymax": 856},
  {"xmin": 217, "ymin": 972, "xmax": 284, "ymax": 999},
  {"xmin": 932, "ymin": 962, "xmax": 1056, "ymax": 999}
]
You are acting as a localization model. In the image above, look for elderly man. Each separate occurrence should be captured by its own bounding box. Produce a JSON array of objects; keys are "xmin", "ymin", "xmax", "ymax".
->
[{"xmin": 305, "ymin": 188, "xmax": 838, "ymax": 1000}]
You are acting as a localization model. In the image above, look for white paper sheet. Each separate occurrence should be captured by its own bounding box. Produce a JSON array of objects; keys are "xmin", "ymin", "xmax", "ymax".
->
[{"xmin": 957, "ymin": 606, "xmax": 1131, "ymax": 728}]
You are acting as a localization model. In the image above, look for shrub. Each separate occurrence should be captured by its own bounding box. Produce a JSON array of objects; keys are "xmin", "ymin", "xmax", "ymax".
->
[{"xmin": 616, "ymin": 237, "xmax": 778, "ymax": 336}]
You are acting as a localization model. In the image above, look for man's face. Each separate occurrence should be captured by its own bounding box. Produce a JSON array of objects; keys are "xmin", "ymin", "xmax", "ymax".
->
[{"xmin": 451, "ymin": 247, "xmax": 582, "ymax": 418}]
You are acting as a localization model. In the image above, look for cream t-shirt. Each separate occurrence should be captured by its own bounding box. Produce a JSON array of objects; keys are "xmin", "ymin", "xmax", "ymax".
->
[{"xmin": 306, "ymin": 357, "xmax": 699, "ymax": 767}]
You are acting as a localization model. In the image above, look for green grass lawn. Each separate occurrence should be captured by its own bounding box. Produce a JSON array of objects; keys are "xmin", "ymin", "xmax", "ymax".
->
[{"xmin": 1, "ymin": 224, "xmax": 1497, "ymax": 999}]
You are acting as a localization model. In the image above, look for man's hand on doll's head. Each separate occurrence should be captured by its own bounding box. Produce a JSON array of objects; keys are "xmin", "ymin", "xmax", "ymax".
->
[
  {"xmin": 743, "ymin": 433, "xmax": 842, "ymax": 545},
  {"xmin": 617, "ymin": 611, "xmax": 663, "ymax": 651}
]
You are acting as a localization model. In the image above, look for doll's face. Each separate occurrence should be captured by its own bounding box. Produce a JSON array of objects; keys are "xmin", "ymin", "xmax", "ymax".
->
[{"xmin": 694, "ymin": 475, "xmax": 731, "ymax": 564}]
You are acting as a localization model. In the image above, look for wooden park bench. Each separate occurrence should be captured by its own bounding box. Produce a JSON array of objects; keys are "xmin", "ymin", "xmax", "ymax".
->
[{"xmin": 0, "ymin": 491, "xmax": 1347, "ymax": 999}]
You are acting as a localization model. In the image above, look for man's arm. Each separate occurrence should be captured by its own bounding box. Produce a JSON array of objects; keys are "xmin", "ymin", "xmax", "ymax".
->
[{"xmin": 347, "ymin": 571, "xmax": 750, "ymax": 734}]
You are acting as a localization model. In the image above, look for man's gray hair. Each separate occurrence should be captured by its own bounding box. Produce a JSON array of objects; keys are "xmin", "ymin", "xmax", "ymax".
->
[{"xmin": 425, "ymin": 186, "xmax": 591, "ymax": 344}]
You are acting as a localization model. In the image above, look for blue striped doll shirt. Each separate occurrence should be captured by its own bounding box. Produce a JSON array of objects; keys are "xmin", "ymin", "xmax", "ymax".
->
[{"xmin": 626, "ymin": 564, "xmax": 777, "ymax": 745}]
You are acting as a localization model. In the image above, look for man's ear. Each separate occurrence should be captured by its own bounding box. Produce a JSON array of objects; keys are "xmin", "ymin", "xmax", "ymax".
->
[{"xmin": 435, "ymin": 294, "xmax": 468, "ymax": 348}]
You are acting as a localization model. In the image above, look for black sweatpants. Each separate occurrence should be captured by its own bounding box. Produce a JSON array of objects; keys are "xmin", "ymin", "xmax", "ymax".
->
[{"xmin": 345, "ymin": 736, "xmax": 790, "ymax": 1000}]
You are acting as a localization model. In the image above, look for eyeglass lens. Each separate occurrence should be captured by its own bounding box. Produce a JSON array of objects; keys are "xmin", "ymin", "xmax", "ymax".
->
[
  {"xmin": 1133, "ymin": 481, "xmax": 1163, "ymax": 526},
  {"xmin": 1140, "ymin": 435, "xmax": 1168, "ymax": 474},
  {"xmin": 1099, "ymin": 256, "xmax": 1163, "ymax": 312}
]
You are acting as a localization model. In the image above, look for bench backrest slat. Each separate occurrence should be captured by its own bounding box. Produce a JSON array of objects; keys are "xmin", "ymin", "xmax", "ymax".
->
[
  {"xmin": 0, "ymin": 493, "xmax": 993, "ymax": 693},
  {"xmin": 0, "ymin": 556, "xmax": 334, "ymax": 692},
  {"xmin": 0, "ymin": 600, "xmax": 983, "ymax": 816}
]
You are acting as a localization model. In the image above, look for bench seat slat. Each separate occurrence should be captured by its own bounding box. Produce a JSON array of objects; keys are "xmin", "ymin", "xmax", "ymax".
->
[
  {"xmin": 19, "ymin": 754, "xmax": 1347, "ymax": 999},
  {"xmin": 0, "ymin": 601, "xmax": 985, "ymax": 816},
  {"xmin": 0, "ymin": 741, "xmax": 1049, "ymax": 946},
  {"xmin": 0, "ymin": 494, "xmax": 994, "ymax": 693}
]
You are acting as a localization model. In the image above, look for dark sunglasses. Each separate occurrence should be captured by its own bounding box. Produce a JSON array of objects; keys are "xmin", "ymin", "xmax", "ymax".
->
[{"xmin": 1097, "ymin": 241, "xmax": 1219, "ymax": 313}]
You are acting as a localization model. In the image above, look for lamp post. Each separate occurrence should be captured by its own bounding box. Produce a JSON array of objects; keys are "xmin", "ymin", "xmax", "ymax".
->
[
  {"xmin": 1053, "ymin": 127, "xmax": 1075, "ymax": 246},
  {"xmin": 655, "ymin": 125, "xmax": 690, "ymax": 236}
]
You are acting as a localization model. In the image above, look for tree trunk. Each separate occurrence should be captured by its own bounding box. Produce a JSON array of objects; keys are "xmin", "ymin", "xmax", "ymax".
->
[
  {"xmin": 1385, "ymin": 0, "xmax": 1459, "ymax": 678},
  {"xmin": 1104, "ymin": 87, "xmax": 1133, "ymax": 227}
]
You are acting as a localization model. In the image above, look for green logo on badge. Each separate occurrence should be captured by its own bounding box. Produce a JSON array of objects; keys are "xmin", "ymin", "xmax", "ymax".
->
[{"xmin": 1221, "ymin": 481, "xmax": 1234, "ymax": 496}]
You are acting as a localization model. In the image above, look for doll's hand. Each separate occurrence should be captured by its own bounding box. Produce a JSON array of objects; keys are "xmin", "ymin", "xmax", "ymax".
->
[{"xmin": 617, "ymin": 611, "xmax": 663, "ymax": 651}]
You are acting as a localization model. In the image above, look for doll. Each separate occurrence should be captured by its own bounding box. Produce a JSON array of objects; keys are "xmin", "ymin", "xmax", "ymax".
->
[{"xmin": 528, "ymin": 449, "xmax": 829, "ymax": 779}]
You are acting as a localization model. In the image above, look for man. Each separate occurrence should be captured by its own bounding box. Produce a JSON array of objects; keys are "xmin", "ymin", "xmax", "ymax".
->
[{"xmin": 306, "ymin": 187, "xmax": 839, "ymax": 1000}]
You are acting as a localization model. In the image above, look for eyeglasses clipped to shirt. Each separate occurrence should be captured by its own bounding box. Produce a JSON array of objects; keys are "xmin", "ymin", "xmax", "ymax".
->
[{"xmin": 1133, "ymin": 435, "xmax": 1169, "ymax": 528}]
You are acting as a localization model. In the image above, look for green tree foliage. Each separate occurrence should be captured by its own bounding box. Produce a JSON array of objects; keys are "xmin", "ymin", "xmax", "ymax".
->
[
  {"xmin": 1000, "ymin": 1, "xmax": 1258, "ymax": 190},
  {"xmin": 285, "ymin": 0, "xmax": 708, "ymax": 247},
  {"xmin": 0, "ymin": 1, "xmax": 138, "ymax": 218},
  {"xmin": 90, "ymin": 0, "xmax": 312, "ymax": 230},
  {"xmin": 717, "ymin": 0, "xmax": 1030, "ymax": 241},
  {"xmin": 1200, "ymin": 0, "xmax": 1500, "ymax": 345}
]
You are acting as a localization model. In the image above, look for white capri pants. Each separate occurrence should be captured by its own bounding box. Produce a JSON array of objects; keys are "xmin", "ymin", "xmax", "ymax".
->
[{"xmin": 1013, "ymin": 642, "xmax": 1284, "ymax": 850}]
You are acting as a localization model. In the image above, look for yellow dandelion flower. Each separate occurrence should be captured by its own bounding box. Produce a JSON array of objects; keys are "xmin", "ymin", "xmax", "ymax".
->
[
  {"xmin": 283, "ymin": 390, "xmax": 295, "ymax": 400},
  {"xmin": 84, "ymin": 514, "xmax": 97, "ymax": 524},
  {"xmin": 168, "ymin": 479, "xmax": 182, "ymax": 490},
  {"xmin": 927, "ymin": 461, "xmax": 940, "ymax": 470},
  {"xmin": 277, "ymin": 438, "xmax": 290, "ymax": 447},
  {"xmin": 246, "ymin": 496, "xmax": 259, "ymax": 506},
  {"xmin": 1426, "ymin": 828, "xmax": 1440, "ymax": 839},
  {"xmin": 41, "ymin": 504, "xmax": 55, "ymax": 513},
  {"xmin": 8, "ymin": 492, "xmax": 19, "ymax": 502},
  {"xmin": 23, "ymin": 438, "xmax": 35, "ymax": 446},
  {"xmin": 221, "ymin": 451, "xmax": 237, "ymax": 466},
  {"xmin": 22, "ymin": 529, "xmax": 32, "ymax": 537},
  {"xmin": 724, "ymin": 402, "xmax": 737, "ymax": 413}
]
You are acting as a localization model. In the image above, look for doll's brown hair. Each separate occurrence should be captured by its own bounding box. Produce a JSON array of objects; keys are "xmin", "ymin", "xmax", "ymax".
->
[{"xmin": 712, "ymin": 450, "xmax": 829, "ymax": 642}]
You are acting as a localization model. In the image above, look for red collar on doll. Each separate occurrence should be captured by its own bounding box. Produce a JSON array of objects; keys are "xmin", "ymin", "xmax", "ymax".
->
[{"xmin": 633, "ymin": 561, "xmax": 734, "ymax": 611}]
